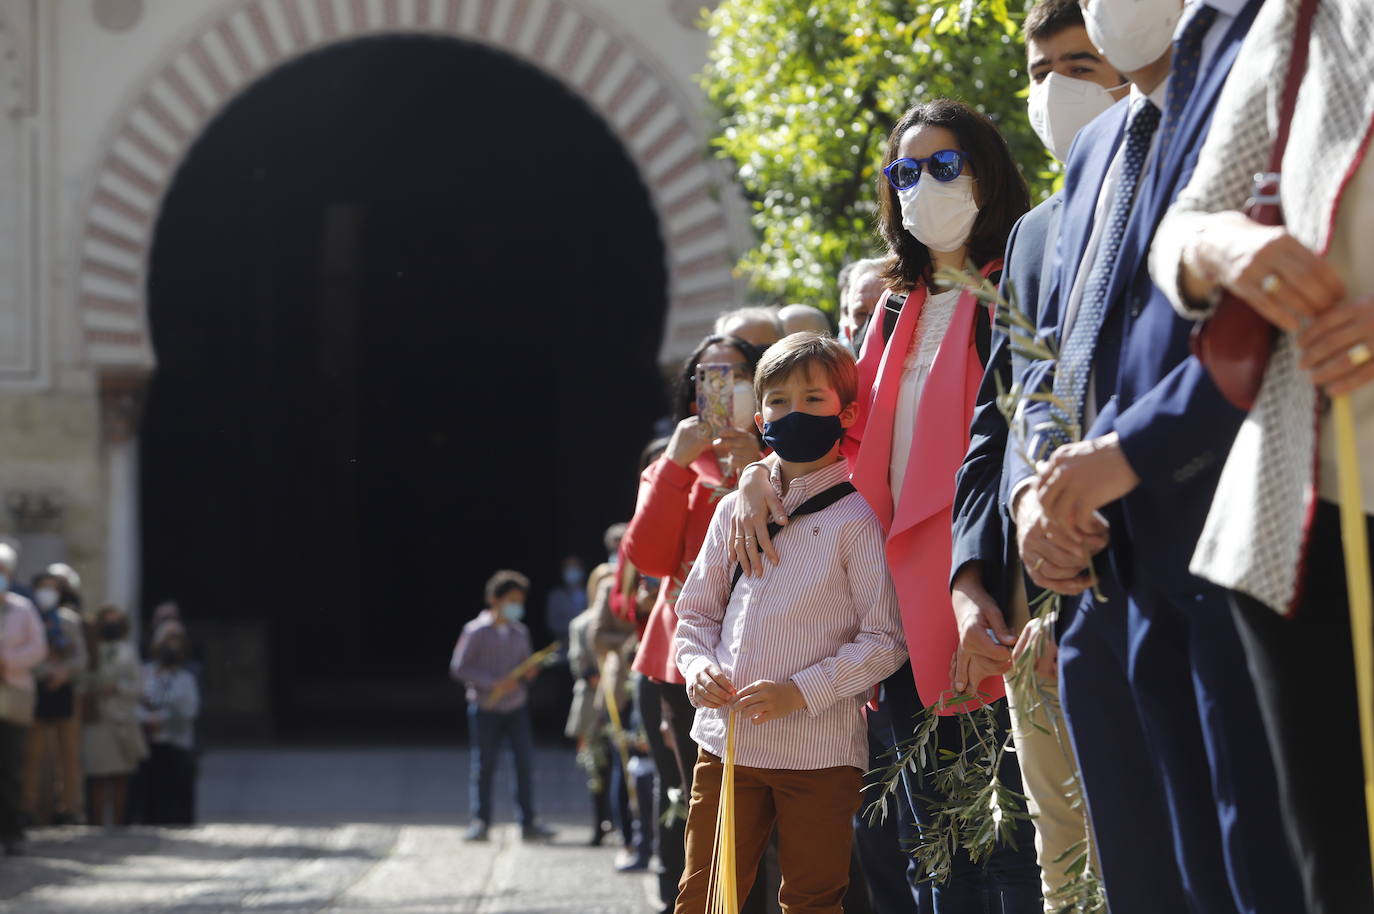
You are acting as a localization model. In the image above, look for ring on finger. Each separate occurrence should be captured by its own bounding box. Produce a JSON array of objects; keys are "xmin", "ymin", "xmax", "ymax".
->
[
  {"xmin": 1032, "ymin": 556, "xmax": 1046, "ymax": 573},
  {"xmin": 1260, "ymin": 273, "xmax": 1282, "ymax": 295},
  {"xmin": 1350, "ymin": 342, "xmax": 1373, "ymax": 367}
]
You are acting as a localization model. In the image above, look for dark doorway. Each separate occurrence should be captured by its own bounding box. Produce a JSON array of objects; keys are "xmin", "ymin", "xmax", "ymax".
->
[{"xmin": 140, "ymin": 36, "xmax": 668, "ymax": 739}]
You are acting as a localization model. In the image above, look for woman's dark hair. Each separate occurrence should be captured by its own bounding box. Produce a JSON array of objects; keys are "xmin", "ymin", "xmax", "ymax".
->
[
  {"xmin": 97, "ymin": 604, "xmax": 131, "ymax": 639},
  {"xmin": 878, "ymin": 98, "xmax": 1030, "ymax": 291},
  {"xmin": 672, "ymin": 334, "xmax": 766, "ymax": 423},
  {"xmin": 30, "ymin": 573, "xmax": 77, "ymax": 609},
  {"xmin": 484, "ymin": 569, "xmax": 531, "ymax": 604},
  {"xmin": 639, "ymin": 436, "xmax": 671, "ymax": 471}
]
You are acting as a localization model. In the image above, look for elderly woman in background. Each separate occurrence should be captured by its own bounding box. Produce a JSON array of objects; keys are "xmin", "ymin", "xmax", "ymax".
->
[
  {"xmin": 1148, "ymin": 2, "xmax": 1374, "ymax": 911},
  {"xmin": 23, "ymin": 566, "xmax": 87, "ymax": 825},
  {"xmin": 0, "ymin": 544, "xmax": 46, "ymax": 854},
  {"xmin": 83, "ymin": 605, "xmax": 146, "ymax": 827},
  {"xmin": 138, "ymin": 621, "xmax": 200, "ymax": 825}
]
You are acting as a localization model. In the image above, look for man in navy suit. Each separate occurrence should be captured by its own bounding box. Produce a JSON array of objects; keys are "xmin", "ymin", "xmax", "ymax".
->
[
  {"xmin": 949, "ymin": 1, "xmax": 1132, "ymax": 907},
  {"xmin": 1014, "ymin": 0, "xmax": 1304, "ymax": 912}
]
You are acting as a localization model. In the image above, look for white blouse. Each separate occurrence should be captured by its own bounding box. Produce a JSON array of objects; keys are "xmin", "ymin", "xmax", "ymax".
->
[{"xmin": 889, "ymin": 287, "xmax": 962, "ymax": 502}]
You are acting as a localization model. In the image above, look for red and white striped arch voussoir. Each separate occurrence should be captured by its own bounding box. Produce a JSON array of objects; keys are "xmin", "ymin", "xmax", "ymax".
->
[{"xmin": 77, "ymin": 0, "xmax": 738, "ymax": 369}]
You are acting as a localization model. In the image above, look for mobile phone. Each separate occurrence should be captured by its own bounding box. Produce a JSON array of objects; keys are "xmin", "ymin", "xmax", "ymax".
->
[{"xmin": 695, "ymin": 363, "xmax": 734, "ymax": 436}]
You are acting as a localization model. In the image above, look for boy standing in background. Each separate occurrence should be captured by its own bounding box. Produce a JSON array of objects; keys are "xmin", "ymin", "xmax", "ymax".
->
[{"xmin": 451, "ymin": 569, "xmax": 555, "ymax": 843}]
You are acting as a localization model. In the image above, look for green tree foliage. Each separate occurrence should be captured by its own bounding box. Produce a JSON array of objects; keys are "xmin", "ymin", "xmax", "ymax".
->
[{"xmin": 699, "ymin": 0, "xmax": 1055, "ymax": 311}]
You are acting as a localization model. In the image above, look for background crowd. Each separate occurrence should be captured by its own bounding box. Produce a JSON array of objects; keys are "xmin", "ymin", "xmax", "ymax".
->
[{"xmin": 0, "ymin": 542, "xmax": 202, "ymax": 854}]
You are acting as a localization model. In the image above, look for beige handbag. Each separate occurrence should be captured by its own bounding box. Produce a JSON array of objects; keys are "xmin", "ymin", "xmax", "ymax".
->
[{"xmin": 0, "ymin": 603, "xmax": 35, "ymax": 726}]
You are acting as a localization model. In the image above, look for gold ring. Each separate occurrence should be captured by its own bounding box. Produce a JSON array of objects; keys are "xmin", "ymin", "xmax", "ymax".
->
[
  {"xmin": 1260, "ymin": 273, "xmax": 1282, "ymax": 295},
  {"xmin": 1033, "ymin": 556, "xmax": 1046, "ymax": 573},
  {"xmin": 1350, "ymin": 343, "xmax": 1373, "ymax": 367}
]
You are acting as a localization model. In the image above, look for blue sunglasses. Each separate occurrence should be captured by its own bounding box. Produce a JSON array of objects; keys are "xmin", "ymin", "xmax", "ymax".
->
[{"xmin": 883, "ymin": 149, "xmax": 968, "ymax": 191}]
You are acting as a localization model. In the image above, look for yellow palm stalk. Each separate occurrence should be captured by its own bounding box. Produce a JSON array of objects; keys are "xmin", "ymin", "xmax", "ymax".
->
[
  {"xmin": 708, "ymin": 709, "xmax": 739, "ymax": 914},
  {"xmin": 1333, "ymin": 396, "xmax": 1374, "ymax": 882}
]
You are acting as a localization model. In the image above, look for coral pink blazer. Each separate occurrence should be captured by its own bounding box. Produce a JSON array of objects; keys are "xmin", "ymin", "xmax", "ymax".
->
[{"xmin": 843, "ymin": 261, "xmax": 1003, "ymax": 713}]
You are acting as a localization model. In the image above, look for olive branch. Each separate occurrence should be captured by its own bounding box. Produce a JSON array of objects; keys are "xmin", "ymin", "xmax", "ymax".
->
[{"xmin": 861, "ymin": 267, "xmax": 1105, "ymax": 914}]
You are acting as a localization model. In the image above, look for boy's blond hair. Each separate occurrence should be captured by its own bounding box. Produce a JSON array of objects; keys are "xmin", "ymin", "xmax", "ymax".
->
[{"xmin": 753, "ymin": 332, "xmax": 858, "ymax": 408}]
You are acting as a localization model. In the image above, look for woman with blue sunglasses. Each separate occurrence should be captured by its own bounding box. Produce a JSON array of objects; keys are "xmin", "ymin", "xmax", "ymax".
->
[{"xmin": 730, "ymin": 98, "xmax": 1038, "ymax": 914}]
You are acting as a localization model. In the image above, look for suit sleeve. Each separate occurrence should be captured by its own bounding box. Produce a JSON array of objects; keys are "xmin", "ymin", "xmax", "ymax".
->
[
  {"xmin": 623, "ymin": 456, "xmax": 696, "ymax": 579},
  {"xmin": 950, "ymin": 249, "xmax": 1019, "ymax": 591},
  {"xmin": 1002, "ymin": 357, "xmax": 1059, "ymax": 503},
  {"xmin": 1109, "ymin": 355, "xmax": 1245, "ymax": 501}
]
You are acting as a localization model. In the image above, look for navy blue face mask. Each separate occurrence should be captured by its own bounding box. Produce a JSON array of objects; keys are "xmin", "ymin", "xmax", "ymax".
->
[{"xmin": 761, "ymin": 411, "xmax": 844, "ymax": 463}]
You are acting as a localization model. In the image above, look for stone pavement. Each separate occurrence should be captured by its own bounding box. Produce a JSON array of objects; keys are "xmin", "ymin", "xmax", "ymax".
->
[{"xmin": 0, "ymin": 745, "xmax": 659, "ymax": 913}]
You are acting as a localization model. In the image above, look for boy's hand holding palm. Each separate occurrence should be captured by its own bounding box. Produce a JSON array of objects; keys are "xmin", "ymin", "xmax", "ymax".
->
[
  {"xmin": 692, "ymin": 664, "xmax": 808, "ymax": 723},
  {"xmin": 736, "ymin": 680, "xmax": 806, "ymax": 724}
]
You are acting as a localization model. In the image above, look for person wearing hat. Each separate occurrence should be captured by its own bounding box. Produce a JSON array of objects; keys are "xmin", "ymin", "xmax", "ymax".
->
[{"xmin": 0, "ymin": 544, "xmax": 47, "ymax": 853}]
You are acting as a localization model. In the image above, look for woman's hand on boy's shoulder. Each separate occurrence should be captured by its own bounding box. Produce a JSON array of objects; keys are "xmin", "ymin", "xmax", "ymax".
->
[
  {"xmin": 730, "ymin": 457, "xmax": 786, "ymax": 577},
  {"xmin": 735, "ymin": 679, "xmax": 806, "ymax": 724}
]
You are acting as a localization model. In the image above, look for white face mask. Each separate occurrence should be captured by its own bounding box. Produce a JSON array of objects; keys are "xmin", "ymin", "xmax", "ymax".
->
[
  {"xmin": 1028, "ymin": 73, "xmax": 1120, "ymax": 163},
  {"xmin": 731, "ymin": 380, "xmax": 756, "ymax": 430},
  {"xmin": 1080, "ymin": 0, "xmax": 1181, "ymax": 73},
  {"xmin": 898, "ymin": 175, "xmax": 980, "ymax": 254},
  {"xmin": 34, "ymin": 587, "xmax": 59, "ymax": 611}
]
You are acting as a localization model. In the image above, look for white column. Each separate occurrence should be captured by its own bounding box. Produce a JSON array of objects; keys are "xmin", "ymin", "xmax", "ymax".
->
[{"xmin": 104, "ymin": 435, "xmax": 141, "ymax": 641}]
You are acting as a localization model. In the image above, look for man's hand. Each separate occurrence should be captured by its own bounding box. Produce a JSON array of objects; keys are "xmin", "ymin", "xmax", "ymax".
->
[
  {"xmin": 1035, "ymin": 433, "xmax": 1139, "ymax": 536},
  {"xmin": 688, "ymin": 663, "xmax": 736, "ymax": 709},
  {"xmin": 735, "ymin": 679, "xmax": 806, "ymax": 724},
  {"xmin": 1298, "ymin": 296, "xmax": 1374, "ymax": 396},
  {"xmin": 1182, "ymin": 214, "xmax": 1344, "ymax": 330},
  {"xmin": 950, "ymin": 563, "xmax": 1016, "ymax": 692},
  {"xmin": 1011, "ymin": 615, "xmax": 1059, "ymax": 681},
  {"xmin": 1013, "ymin": 485, "xmax": 1107, "ymax": 595},
  {"xmin": 729, "ymin": 458, "xmax": 785, "ymax": 578}
]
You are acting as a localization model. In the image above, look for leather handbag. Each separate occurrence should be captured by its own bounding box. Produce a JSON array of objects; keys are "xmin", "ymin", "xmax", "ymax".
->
[{"xmin": 1191, "ymin": 0, "xmax": 1320, "ymax": 411}]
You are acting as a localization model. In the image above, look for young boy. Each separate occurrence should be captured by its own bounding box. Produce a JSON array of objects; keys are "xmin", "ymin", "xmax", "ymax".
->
[
  {"xmin": 450, "ymin": 569, "xmax": 555, "ymax": 842},
  {"xmin": 673, "ymin": 332, "xmax": 907, "ymax": 913}
]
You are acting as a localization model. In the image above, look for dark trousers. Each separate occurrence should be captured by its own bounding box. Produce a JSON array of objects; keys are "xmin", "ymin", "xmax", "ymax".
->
[
  {"xmin": 467, "ymin": 703, "xmax": 535, "ymax": 826},
  {"xmin": 639, "ymin": 677, "xmax": 685, "ymax": 913},
  {"xmin": 853, "ymin": 696, "xmax": 921, "ymax": 914},
  {"xmin": 0, "ymin": 722, "xmax": 25, "ymax": 842},
  {"xmin": 1127, "ymin": 577, "xmax": 1303, "ymax": 914},
  {"xmin": 882, "ymin": 664, "xmax": 1041, "ymax": 914},
  {"xmin": 660, "ymin": 681, "xmax": 699, "ymax": 792},
  {"xmin": 1230, "ymin": 500, "xmax": 1374, "ymax": 914},
  {"xmin": 142, "ymin": 743, "xmax": 196, "ymax": 825},
  {"xmin": 609, "ymin": 746, "xmax": 655, "ymax": 862},
  {"xmin": 1057, "ymin": 573, "xmax": 1188, "ymax": 914}
]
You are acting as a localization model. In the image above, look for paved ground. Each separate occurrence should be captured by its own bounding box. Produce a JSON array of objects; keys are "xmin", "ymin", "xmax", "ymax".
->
[{"xmin": 0, "ymin": 745, "xmax": 659, "ymax": 913}]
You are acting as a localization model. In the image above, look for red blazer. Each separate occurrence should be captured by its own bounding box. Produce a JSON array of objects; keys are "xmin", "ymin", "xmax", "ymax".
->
[
  {"xmin": 846, "ymin": 262, "xmax": 1003, "ymax": 714},
  {"xmin": 626, "ymin": 452, "xmax": 732, "ymax": 684}
]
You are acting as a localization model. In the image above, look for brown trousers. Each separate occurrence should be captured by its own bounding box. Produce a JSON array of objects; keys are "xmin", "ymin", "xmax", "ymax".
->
[{"xmin": 675, "ymin": 749, "xmax": 861, "ymax": 914}]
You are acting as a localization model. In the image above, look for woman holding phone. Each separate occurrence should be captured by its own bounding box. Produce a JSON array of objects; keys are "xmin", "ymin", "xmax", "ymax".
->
[
  {"xmin": 623, "ymin": 332, "xmax": 766, "ymax": 913},
  {"xmin": 730, "ymin": 99, "xmax": 1040, "ymax": 912}
]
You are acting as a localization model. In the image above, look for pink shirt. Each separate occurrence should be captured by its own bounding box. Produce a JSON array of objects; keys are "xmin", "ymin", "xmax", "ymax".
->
[
  {"xmin": 0, "ymin": 592, "xmax": 47, "ymax": 692},
  {"xmin": 674, "ymin": 459, "xmax": 907, "ymax": 770}
]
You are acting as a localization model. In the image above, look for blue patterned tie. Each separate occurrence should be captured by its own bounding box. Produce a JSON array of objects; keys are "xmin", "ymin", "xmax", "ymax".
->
[
  {"xmin": 1159, "ymin": 3, "xmax": 1218, "ymax": 158},
  {"xmin": 1046, "ymin": 97, "xmax": 1161, "ymax": 448}
]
